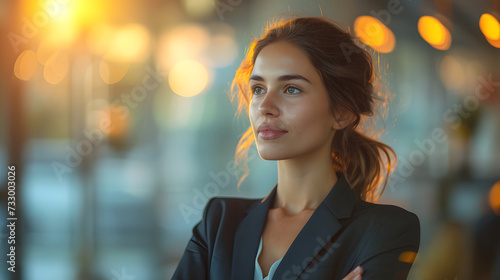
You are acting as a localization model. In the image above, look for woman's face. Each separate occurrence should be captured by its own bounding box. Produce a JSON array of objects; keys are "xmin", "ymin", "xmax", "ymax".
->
[{"xmin": 249, "ymin": 41, "xmax": 340, "ymax": 161}]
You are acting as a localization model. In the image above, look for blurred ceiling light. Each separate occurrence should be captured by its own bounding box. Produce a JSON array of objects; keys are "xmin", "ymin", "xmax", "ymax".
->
[
  {"xmin": 440, "ymin": 55, "xmax": 465, "ymax": 91},
  {"xmin": 14, "ymin": 50, "xmax": 38, "ymax": 81},
  {"xmin": 479, "ymin": 13, "xmax": 500, "ymax": 48},
  {"xmin": 480, "ymin": 13, "xmax": 500, "ymax": 40},
  {"xmin": 70, "ymin": 0, "xmax": 108, "ymax": 28},
  {"xmin": 418, "ymin": 15, "xmax": 452, "ymax": 50},
  {"xmin": 105, "ymin": 24, "xmax": 151, "ymax": 63},
  {"xmin": 157, "ymin": 23, "xmax": 210, "ymax": 71},
  {"xmin": 489, "ymin": 181, "xmax": 500, "ymax": 215},
  {"xmin": 354, "ymin": 16, "xmax": 396, "ymax": 53},
  {"xmin": 183, "ymin": 0, "xmax": 214, "ymax": 18},
  {"xmin": 43, "ymin": 51, "xmax": 69, "ymax": 85},
  {"xmin": 168, "ymin": 59, "xmax": 209, "ymax": 97},
  {"xmin": 99, "ymin": 59, "xmax": 129, "ymax": 84}
]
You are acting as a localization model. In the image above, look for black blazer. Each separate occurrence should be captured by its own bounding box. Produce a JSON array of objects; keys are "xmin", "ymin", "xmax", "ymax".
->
[{"xmin": 172, "ymin": 173, "xmax": 420, "ymax": 280}]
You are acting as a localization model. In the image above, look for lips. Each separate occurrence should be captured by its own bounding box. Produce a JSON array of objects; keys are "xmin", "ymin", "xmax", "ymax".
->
[
  {"xmin": 257, "ymin": 124, "xmax": 288, "ymax": 140},
  {"xmin": 257, "ymin": 124, "xmax": 287, "ymax": 133}
]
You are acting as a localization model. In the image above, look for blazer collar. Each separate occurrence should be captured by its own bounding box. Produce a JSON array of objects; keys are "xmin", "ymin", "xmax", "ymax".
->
[{"xmin": 231, "ymin": 172, "xmax": 358, "ymax": 280}]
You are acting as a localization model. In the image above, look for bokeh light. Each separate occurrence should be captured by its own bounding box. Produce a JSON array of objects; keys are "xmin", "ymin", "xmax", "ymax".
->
[
  {"xmin": 168, "ymin": 59, "xmax": 209, "ymax": 97},
  {"xmin": 104, "ymin": 24, "xmax": 151, "ymax": 63},
  {"xmin": 43, "ymin": 51, "xmax": 69, "ymax": 85},
  {"xmin": 489, "ymin": 181, "xmax": 500, "ymax": 215},
  {"xmin": 157, "ymin": 24, "xmax": 210, "ymax": 71},
  {"xmin": 418, "ymin": 15, "xmax": 452, "ymax": 50},
  {"xmin": 440, "ymin": 55, "xmax": 465, "ymax": 91},
  {"xmin": 479, "ymin": 13, "xmax": 500, "ymax": 40},
  {"xmin": 14, "ymin": 50, "xmax": 38, "ymax": 81},
  {"xmin": 354, "ymin": 16, "xmax": 395, "ymax": 53}
]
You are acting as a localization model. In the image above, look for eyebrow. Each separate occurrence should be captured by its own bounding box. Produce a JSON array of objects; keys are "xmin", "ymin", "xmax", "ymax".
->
[{"xmin": 249, "ymin": 74, "xmax": 312, "ymax": 84}]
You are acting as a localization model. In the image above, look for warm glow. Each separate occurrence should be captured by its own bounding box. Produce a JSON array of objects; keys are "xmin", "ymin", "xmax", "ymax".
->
[
  {"xmin": 99, "ymin": 60, "xmax": 129, "ymax": 84},
  {"xmin": 106, "ymin": 104, "xmax": 130, "ymax": 138},
  {"xmin": 37, "ymin": 31, "xmax": 75, "ymax": 65},
  {"xmin": 398, "ymin": 251, "xmax": 417, "ymax": 263},
  {"xmin": 485, "ymin": 36, "xmax": 500, "ymax": 48},
  {"xmin": 480, "ymin": 13, "xmax": 500, "ymax": 40},
  {"xmin": 489, "ymin": 181, "xmax": 500, "ymax": 215},
  {"xmin": 418, "ymin": 16, "xmax": 452, "ymax": 50},
  {"xmin": 87, "ymin": 23, "xmax": 114, "ymax": 55},
  {"xmin": 440, "ymin": 55, "xmax": 465, "ymax": 91},
  {"xmin": 105, "ymin": 24, "xmax": 151, "ymax": 63},
  {"xmin": 43, "ymin": 51, "xmax": 69, "ymax": 85},
  {"xmin": 168, "ymin": 59, "xmax": 209, "ymax": 97},
  {"xmin": 157, "ymin": 24, "xmax": 210, "ymax": 71},
  {"xmin": 354, "ymin": 16, "xmax": 395, "ymax": 53},
  {"xmin": 70, "ymin": 0, "xmax": 109, "ymax": 28},
  {"xmin": 14, "ymin": 50, "xmax": 38, "ymax": 81}
]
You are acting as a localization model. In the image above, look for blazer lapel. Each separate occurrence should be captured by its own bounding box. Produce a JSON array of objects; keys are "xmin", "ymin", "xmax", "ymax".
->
[
  {"xmin": 273, "ymin": 173, "xmax": 357, "ymax": 279},
  {"xmin": 231, "ymin": 173, "xmax": 357, "ymax": 280},
  {"xmin": 231, "ymin": 183, "xmax": 278, "ymax": 280}
]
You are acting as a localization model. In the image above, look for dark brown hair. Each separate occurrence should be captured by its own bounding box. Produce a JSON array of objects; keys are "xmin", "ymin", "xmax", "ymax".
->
[{"xmin": 228, "ymin": 15, "xmax": 396, "ymax": 202}]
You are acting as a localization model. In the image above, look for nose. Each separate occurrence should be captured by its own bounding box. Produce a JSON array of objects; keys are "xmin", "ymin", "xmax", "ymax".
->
[{"xmin": 258, "ymin": 88, "xmax": 280, "ymax": 117}]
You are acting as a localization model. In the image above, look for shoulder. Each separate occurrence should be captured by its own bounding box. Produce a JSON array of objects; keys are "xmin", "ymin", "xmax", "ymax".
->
[
  {"xmin": 200, "ymin": 196, "xmax": 261, "ymax": 226},
  {"xmin": 352, "ymin": 200, "xmax": 421, "ymax": 256},
  {"xmin": 355, "ymin": 200, "xmax": 420, "ymax": 231}
]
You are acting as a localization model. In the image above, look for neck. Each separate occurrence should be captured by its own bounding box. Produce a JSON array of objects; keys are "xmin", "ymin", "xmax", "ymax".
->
[{"xmin": 272, "ymin": 148, "xmax": 338, "ymax": 215}]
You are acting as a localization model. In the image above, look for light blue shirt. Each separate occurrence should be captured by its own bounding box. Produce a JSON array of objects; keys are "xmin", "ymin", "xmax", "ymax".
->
[{"xmin": 254, "ymin": 236, "xmax": 283, "ymax": 280}]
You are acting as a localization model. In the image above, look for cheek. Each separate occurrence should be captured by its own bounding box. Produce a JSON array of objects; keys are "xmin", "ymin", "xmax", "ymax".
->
[
  {"xmin": 249, "ymin": 102, "xmax": 257, "ymax": 123},
  {"xmin": 290, "ymin": 105, "xmax": 332, "ymax": 136}
]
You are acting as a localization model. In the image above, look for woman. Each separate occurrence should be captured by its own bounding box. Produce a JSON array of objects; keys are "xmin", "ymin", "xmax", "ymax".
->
[{"xmin": 172, "ymin": 15, "xmax": 420, "ymax": 280}]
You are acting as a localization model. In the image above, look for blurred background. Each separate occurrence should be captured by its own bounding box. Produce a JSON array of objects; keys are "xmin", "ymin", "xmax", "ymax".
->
[{"xmin": 1, "ymin": 0, "xmax": 500, "ymax": 279}]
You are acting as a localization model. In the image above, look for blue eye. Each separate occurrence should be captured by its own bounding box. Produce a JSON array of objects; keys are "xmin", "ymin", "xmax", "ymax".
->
[{"xmin": 285, "ymin": 86, "xmax": 301, "ymax": 94}]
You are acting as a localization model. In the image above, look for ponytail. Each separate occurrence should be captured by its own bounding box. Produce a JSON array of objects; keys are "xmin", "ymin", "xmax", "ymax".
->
[{"xmin": 332, "ymin": 127, "xmax": 396, "ymax": 202}]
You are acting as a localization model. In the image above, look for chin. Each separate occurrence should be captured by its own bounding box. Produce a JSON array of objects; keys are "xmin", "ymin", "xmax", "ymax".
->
[{"xmin": 256, "ymin": 149, "xmax": 293, "ymax": 161}]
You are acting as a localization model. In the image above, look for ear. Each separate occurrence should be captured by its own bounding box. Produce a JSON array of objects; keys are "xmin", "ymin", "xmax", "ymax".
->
[{"xmin": 332, "ymin": 109, "xmax": 356, "ymax": 130}]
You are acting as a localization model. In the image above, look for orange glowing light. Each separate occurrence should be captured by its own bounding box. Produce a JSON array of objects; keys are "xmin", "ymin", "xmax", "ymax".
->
[
  {"xmin": 106, "ymin": 104, "xmax": 130, "ymax": 138},
  {"xmin": 354, "ymin": 16, "xmax": 395, "ymax": 53},
  {"xmin": 398, "ymin": 251, "xmax": 417, "ymax": 263},
  {"xmin": 480, "ymin": 13, "xmax": 500, "ymax": 40},
  {"xmin": 418, "ymin": 16, "xmax": 452, "ymax": 50},
  {"xmin": 489, "ymin": 181, "xmax": 500, "ymax": 215}
]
